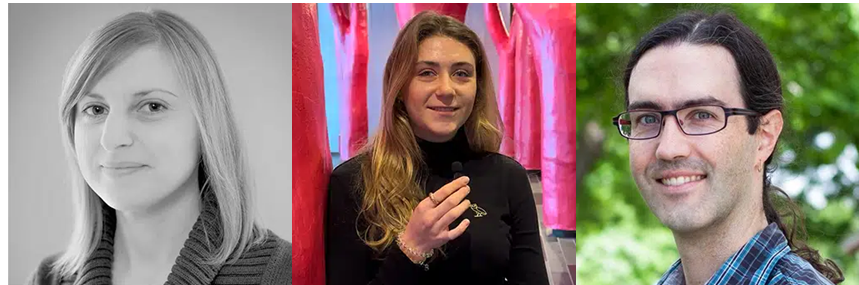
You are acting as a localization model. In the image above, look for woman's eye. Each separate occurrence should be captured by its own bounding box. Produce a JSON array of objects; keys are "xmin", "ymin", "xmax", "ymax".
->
[
  {"xmin": 82, "ymin": 105, "xmax": 108, "ymax": 117},
  {"xmin": 418, "ymin": 70, "xmax": 436, "ymax": 77},
  {"xmin": 141, "ymin": 102, "xmax": 167, "ymax": 114},
  {"xmin": 453, "ymin": 70, "xmax": 471, "ymax": 77}
]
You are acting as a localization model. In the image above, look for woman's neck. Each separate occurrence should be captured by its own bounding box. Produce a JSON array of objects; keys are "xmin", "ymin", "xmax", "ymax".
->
[
  {"xmin": 112, "ymin": 173, "xmax": 202, "ymax": 285},
  {"xmin": 417, "ymin": 128, "xmax": 473, "ymax": 173}
]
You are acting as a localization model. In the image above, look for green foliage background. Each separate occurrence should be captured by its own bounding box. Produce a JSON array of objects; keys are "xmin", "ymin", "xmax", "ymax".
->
[{"xmin": 575, "ymin": 3, "xmax": 859, "ymax": 284}]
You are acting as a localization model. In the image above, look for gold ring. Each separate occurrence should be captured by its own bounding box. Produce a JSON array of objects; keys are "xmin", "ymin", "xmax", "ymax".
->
[{"xmin": 429, "ymin": 192, "xmax": 439, "ymax": 205}]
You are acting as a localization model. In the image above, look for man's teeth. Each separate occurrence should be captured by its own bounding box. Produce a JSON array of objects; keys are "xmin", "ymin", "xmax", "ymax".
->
[{"xmin": 661, "ymin": 175, "xmax": 704, "ymax": 186}]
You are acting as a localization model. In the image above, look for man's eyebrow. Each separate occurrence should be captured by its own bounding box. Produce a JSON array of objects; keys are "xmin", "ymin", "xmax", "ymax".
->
[
  {"xmin": 628, "ymin": 96, "xmax": 727, "ymax": 111},
  {"xmin": 628, "ymin": 100, "xmax": 662, "ymax": 111},
  {"xmin": 676, "ymin": 96, "xmax": 726, "ymax": 109}
]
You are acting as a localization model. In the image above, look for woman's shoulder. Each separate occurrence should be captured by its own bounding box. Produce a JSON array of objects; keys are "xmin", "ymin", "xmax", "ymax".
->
[
  {"xmin": 243, "ymin": 229, "xmax": 291, "ymax": 259},
  {"xmin": 481, "ymin": 152, "xmax": 529, "ymax": 174},
  {"xmin": 330, "ymin": 153, "xmax": 367, "ymax": 178},
  {"xmin": 329, "ymin": 153, "xmax": 368, "ymax": 196},
  {"xmin": 27, "ymin": 253, "xmax": 63, "ymax": 285},
  {"xmin": 229, "ymin": 229, "xmax": 291, "ymax": 284}
]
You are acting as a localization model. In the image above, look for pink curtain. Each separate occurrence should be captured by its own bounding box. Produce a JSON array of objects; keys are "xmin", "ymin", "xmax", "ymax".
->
[
  {"xmin": 512, "ymin": 12, "xmax": 543, "ymax": 170},
  {"xmin": 292, "ymin": 4, "xmax": 333, "ymax": 285},
  {"xmin": 514, "ymin": 3, "xmax": 577, "ymax": 231},
  {"xmin": 485, "ymin": 4, "xmax": 542, "ymax": 171},
  {"xmin": 395, "ymin": 3, "xmax": 469, "ymax": 27},
  {"xmin": 330, "ymin": 3, "xmax": 369, "ymax": 160},
  {"xmin": 484, "ymin": 3, "xmax": 516, "ymax": 157}
]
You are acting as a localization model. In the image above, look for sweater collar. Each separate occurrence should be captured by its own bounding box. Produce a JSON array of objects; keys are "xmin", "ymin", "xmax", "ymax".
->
[
  {"xmin": 74, "ymin": 189, "xmax": 224, "ymax": 285},
  {"xmin": 417, "ymin": 128, "xmax": 476, "ymax": 176}
]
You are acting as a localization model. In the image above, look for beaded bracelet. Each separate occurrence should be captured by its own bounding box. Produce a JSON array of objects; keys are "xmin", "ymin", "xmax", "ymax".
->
[{"xmin": 396, "ymin": 233, "xmax": 433, "ymax": 271}]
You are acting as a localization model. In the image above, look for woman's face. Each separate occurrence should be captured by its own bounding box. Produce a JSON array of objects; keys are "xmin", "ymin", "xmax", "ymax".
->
[
  {"xmin": 74, "ymin": 45, "xmax": 201, "ymax": 213},
  {"xmin": 405, "ymin": 35, "xmax": 478, "ymax": 142}
]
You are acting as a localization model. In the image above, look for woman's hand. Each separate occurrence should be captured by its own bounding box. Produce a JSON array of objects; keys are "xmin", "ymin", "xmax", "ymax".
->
[{"xmin": 398, "ymin": 176, "xmax": 472, "ymax": 262}]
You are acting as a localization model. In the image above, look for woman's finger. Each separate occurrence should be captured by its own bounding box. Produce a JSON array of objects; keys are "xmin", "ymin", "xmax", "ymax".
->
[
  {"xmin": 429, "ymin": 176, "xmax": 470, "ymax": 204},
  {"xmin": 433, "ymin": 199, "xmax": 470, "ymax": 233},
  {"xmin": 417, "ymin": 195, "xmax": 437, "ymax": 211},
  {"xmin": 445, "ymin": 219, "xmax": 471, "ymax": 241},
  {"xmin": 432, "ymin": 185, "xmax": 470, "ymax": 219}
]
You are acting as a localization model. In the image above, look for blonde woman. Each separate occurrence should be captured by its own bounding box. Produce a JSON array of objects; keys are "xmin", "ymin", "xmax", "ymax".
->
[
  {"xmin": 325, "ymin": 11, "xmax": 549, "ymax": 285},
  {"xmin": 28, "ymin": 10, "xmax": 290, "ymax": 285}
]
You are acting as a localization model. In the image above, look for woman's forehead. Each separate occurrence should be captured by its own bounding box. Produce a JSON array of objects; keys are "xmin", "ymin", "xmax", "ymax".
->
[
  {"xmin": 86, "ymin": 46, "xmax": 183, "ymax": 101},
  {"xmin": 416, "ymin": 36, "xmax": 475, "ymax": 65}
]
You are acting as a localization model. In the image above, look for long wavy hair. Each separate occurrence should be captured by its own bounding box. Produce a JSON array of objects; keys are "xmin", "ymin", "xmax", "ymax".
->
[
  {"xmin": 356, "ymin": 11, "xmax": 502, "ymax": 254},
  {"xmin": 622, "ymin": 11, "xmax": 843, "ymax": 283},
  {"xmin": 54, "ymin": 9, "xmax": 266, "ymax": 277}
]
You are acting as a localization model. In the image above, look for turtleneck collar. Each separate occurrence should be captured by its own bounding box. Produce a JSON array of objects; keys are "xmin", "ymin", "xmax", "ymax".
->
[
  {"xmin": 72, "ymin": 189, "xmax": 224, "ymax": 285},
  {"xmin": 417, "ymin": 128, "xmax": 477, "ymax": 177}
]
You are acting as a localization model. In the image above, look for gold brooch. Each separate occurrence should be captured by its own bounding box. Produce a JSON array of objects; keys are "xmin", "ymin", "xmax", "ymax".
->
[{"xmin": 469, "ymin": 203, "xmax": 487, "ymax": 217}]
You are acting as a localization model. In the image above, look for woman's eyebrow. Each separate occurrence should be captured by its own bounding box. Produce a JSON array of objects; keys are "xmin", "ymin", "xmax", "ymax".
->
[
  {"xmin": 133, "ymin": 88, "xmax": 177, "ymax": 98},
  {"xmin": 84, "ymin": 88, "xmax": 178, "ymax": 100},
  {"xmin": 416, "ymin": 61, "xmax": 474, "ymax": 69},
  {"xmin": 450, "ymin": 62, "xmax": 474, "ymax": 69}
]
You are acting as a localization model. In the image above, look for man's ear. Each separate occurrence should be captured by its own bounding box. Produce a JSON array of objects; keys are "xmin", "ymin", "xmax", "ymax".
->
[{"xmin": 756, "ymin": 109, "xmax": 784, "ymax": 162}]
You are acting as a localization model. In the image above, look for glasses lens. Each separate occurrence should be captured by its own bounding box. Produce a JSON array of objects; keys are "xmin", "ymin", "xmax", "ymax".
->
[
  {"xmin": 677, "ymin": 106, "xmax": 726, "ymax": 135},
  {"xmin": 622, "ymin": 111, "xmax": 662, "ymax": 139}
]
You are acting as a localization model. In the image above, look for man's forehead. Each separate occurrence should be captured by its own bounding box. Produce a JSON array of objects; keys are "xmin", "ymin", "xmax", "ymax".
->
[
  {"xmin": 628, "ymin": 44, "xmax": 744, "ymax": 110},
  {"xmin": 628, "ymin": 95, "xmax": 728, "ymax": 111}
]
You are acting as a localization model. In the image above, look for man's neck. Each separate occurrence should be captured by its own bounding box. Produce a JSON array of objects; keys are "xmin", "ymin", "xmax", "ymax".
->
[
  {"xmin": 674, "ymin": 205, "xmax": 768, "ymax": 285},
  {"xmin": 112, "ymin": 177, "xmax": 202, "ymax": 284}
]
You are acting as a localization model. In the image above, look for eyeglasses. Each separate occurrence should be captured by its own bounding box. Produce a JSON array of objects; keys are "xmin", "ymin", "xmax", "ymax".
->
[{"xmin": 612, "ymin": 105, "xmax": 760, "ymax": 140}]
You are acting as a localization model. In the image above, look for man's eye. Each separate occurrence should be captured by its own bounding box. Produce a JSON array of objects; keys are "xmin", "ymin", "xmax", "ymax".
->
[{"xmin": 639, "ymin": 115, "xmax": 659, "ymax": 124}]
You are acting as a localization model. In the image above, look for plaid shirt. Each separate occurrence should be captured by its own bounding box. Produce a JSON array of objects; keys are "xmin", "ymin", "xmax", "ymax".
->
[{"xmin": 656, "ymin": 223, "xmax": 834, "ymax": 285}]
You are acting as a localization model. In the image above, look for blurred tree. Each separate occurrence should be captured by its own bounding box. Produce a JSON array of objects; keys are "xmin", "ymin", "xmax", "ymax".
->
[{"xmin": 576, "ymin": 3, "xmax": 859, "ymax": 284}]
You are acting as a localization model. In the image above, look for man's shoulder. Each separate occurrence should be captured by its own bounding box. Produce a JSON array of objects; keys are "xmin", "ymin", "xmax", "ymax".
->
[{"xmin": 766, "ymin": 253, "xmax": 834, "ymax": 285}]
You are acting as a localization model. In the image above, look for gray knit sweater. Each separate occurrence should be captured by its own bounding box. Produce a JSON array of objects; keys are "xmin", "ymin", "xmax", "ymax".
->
[{"xmin": 28, "ymin": 190, "xmax": 292, "ymax": 285}]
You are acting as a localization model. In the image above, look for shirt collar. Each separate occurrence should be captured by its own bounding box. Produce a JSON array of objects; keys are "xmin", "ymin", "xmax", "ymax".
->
[{"xmin": 656, "ymin": 223, "xmax": 790, "ymax": 285}]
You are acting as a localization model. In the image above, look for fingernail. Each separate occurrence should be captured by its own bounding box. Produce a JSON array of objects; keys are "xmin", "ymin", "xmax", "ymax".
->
[{"xmin": 465, "ymin": 219, "xmax": 471, "ymax": 224}]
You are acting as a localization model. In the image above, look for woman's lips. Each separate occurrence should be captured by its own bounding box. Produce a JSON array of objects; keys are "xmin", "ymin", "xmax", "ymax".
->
[
  {"xmin": 428, "ymin": 106, "xmax": 458, "ymax": 112},
  {"xmin": 100, "ymin": 163, "xmax": 149, "ymax": 177}
]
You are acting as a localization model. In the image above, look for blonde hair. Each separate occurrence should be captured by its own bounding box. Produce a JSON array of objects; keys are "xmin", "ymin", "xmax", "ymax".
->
[
  {"xmin": 54, "ymin": 9, "xmax": 265, "ymax": 277},
  {"xmin": 357, "ymin": 11, "xmax": 502, "ymax": 254}
]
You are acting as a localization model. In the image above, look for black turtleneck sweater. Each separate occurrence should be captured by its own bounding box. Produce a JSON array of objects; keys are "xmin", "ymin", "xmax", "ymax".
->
[{"xmin": 325, "ymin": 130, "xmax": 549, "ymax": 285}]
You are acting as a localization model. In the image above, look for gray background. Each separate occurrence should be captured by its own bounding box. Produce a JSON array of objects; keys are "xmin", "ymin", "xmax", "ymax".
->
[{"xmin": 8, "ymin": 4, "xmax": 292, "ymax": 283}]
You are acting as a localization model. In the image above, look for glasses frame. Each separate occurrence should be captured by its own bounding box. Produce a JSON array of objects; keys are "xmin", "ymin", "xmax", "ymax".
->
[{"xmin": 611, "ymin": 105, "xmax": 761, "ymax": 140}]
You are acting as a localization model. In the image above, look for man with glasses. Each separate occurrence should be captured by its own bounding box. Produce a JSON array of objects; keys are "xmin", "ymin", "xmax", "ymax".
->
[{"xmin": 613, "ymin": 12, "xmax": 843, "ymax": 285}]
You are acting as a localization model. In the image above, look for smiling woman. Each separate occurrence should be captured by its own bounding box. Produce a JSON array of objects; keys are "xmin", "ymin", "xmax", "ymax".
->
[
  {"xmin": 25, "ymin": 9, "xmax": 291, "ymax": 285},
  {"xmin": 325, "ymin": 11, "xmax": 549, "ymax": 285}
]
